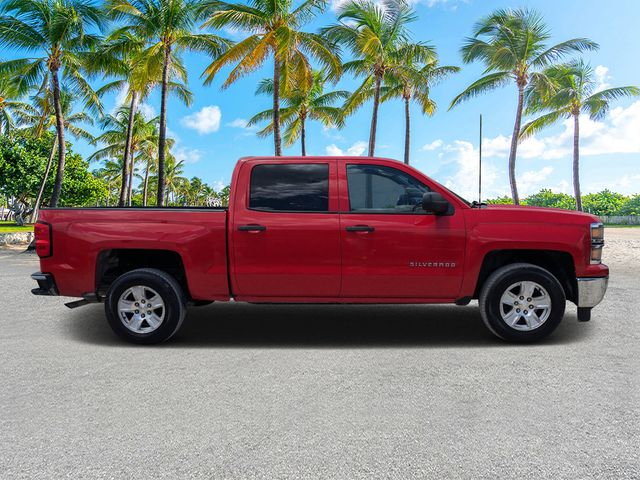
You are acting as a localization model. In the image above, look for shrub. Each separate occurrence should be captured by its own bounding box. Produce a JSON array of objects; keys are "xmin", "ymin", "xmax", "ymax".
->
[
  {"xmin": 617, "ymin": 195, "xmax": 640, "ymax": 215},
  {"xmin": 485, "ymin": 195, "xmax": 514, "ymax": 205},
  {"xmin": 582, "ymin": 190, "xmax": 628, "ymax": 216},
  {"xmin": 524, "ymin": 189, "xmax": 576, "ymax": 210}
]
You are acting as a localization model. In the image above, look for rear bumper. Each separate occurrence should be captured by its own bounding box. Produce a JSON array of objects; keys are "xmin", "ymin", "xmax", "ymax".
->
[
  {"xmin": 576, "ymin": 276, "xmax": 608, "ymax": 308},
  {"xmin": 31, "ymin": 272, "xmax": 58, "ymax": 296}
]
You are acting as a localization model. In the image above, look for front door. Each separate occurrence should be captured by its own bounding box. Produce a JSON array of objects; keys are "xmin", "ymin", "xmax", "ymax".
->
[
  {"xmin": 339, "ymin": 162, "xmax": 466, "ymax": 300},
  {"xmin": 230, "ymin": 160, "xmax": 341, "ymax": 299}
]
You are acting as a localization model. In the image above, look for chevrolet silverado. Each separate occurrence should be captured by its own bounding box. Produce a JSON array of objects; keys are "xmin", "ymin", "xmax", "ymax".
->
[{"xmin": 31, "ymin": 156, "xmax": 608, "ymax": 344}]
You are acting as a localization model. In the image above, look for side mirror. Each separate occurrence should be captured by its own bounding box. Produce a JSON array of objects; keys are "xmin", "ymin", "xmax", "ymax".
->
[{"xmin": 422, "ymin": 192, "xmax": 450, "ymax": 215}]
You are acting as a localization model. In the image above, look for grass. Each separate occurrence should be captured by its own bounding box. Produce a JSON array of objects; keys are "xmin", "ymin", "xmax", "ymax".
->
[
  {"xmin": 0, "ymin": 221, "xmax": 33, "ymax": 233},
  {"xmin": 605, "ymin": 224, "xmax": 640, "ymax": 228}
]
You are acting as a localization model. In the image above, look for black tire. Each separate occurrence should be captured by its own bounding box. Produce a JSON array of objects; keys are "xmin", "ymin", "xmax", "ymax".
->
[
  {"xmin": 479, "ymin": 263, "xmax": 566, "ymax": 343},
  {"xmin": 105, "ymin": 268, "xmax": 187, "ymax": 344}
]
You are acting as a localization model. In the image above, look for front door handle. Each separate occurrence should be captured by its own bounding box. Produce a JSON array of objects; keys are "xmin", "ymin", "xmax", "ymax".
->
[
  {"xmin": 346, "ymin": 225, "xmax": 375, "ymax": 233},
  {"xmin": 238, "ymin": 224, "xmax": 267, "ymax": 232}
]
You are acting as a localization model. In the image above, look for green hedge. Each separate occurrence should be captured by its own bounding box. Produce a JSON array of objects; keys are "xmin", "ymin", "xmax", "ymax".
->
[{"xmin": 485, "ymin": 189, "xmax": 638, "ymax": 216}]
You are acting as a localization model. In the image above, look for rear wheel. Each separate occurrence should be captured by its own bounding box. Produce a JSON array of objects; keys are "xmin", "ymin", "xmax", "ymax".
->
[
  {"xmin": 479, "ymin": 263, "xmax": 566, "ymax": 342},
  {"xmin": 105, "ymin": 268, "xmax": 186, "ymax": 344}
]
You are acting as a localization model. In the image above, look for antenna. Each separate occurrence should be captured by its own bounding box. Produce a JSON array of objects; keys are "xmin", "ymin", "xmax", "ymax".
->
[{"xmin": 478, "ymin": 114, "xmax": 482, "ymax": 204}]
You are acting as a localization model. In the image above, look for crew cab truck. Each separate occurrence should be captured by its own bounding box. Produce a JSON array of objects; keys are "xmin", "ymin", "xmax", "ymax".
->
[{"xmin": 31, "ymin": 156, "xmax": 609, "ymax": 344}]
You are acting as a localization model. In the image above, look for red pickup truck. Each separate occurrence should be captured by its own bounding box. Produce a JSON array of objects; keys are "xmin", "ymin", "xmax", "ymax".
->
[{"xmin": 31, "ymin": 156, "xmax": 608, "ymax": 344}]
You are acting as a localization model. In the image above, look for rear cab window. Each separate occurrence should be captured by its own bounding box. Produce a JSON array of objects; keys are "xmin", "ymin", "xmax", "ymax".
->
[{"xmin": 249, "ymin": 163, "xmax": 329, "ymax": 212}]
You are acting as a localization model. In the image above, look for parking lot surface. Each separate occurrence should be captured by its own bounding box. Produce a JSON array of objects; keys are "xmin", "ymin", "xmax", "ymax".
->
[{"xmin": 1, "ymin": 229, "xmax": 638, "ymax": 479}]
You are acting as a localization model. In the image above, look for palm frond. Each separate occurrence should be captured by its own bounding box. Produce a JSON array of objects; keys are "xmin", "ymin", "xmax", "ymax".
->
[
  {"xmin": 584, "ymin": 86, "xmax": 640, "ymax": 120},
  {"xmin": 449, "ymin": 71, "xmax": 510, "ymax": 109},
  {"xmin": 519, "ymin": 109, "xmax": 565, "ymax": 139}
]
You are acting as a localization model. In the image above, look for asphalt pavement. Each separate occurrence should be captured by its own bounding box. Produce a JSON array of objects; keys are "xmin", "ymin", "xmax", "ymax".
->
[{"xmin": 1, "ymin": 229, "xmax": 638, "ymax": 479}]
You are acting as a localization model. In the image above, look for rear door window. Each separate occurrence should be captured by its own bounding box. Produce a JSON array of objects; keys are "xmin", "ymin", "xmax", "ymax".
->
[{"xmin": 250, "ymin": 164, "xmax": 329, "ymax": 212}]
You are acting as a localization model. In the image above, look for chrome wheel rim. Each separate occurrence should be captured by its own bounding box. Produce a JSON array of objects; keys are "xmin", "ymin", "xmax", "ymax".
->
[
  {"xmin": 499, "ymin": 281, "xmax": 552, "ymax": 331},
  {"xmin": 117, "ymin": 285, "xmax": 165, "ymax": 334}
]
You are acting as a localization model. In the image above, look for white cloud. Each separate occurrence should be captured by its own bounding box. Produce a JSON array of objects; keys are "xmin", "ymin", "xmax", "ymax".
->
[
  {"xmin": 594, "ymin": 65, "xmax": 611, "ymax": 92},
  {"xmin": 427, "ymin": 140, "xmax": 500, "ymax": 200},
  {"xmin": 138, "ymin": 103, "xmax": 156, "ymax": 120},
  {"xmin": 421, "ymin": 0, "xmax": 465, "ymax": 7},
  {"xmin": 481, "ymin": 101, "xmax": 640, "ymax": 160},
  {"xmin": 517, "ymin": 166, "xmax": 554, "ymax": 194},
  {"xmin": 331, "ymin": 0, "xmax": 464, "ymax": 10},
  {"xmin": 226, "ymin": 118, "xmax": 249, "ymax": 128},
  {"xmin": 419, "ymin": 140, "xmax": 557, "ymax": 200},
  {"xmin": 322, "ymin": 125, "xmax": 345, "ymax": 142},
  {"xmin": 181, "ymin": 105, "xmax": 222, "ymax": 134},
  {"xmin": 173, "ymin": 147, "xmax": 202, "ymax": 164},
  {"xmin": 111, "ymin": 85, "xmax": 156, "ymax": 120},
  {"xmin": 325, "ymin": 141, "xmax": 367, "ymax": 156},
  {"xmin": 210, "ymin": 179, "xmax": 226, "ymax": 192},
  {"xmin": 416, "ymin": 100, "xmax": 640, "ymax": 199},
  {"xmin": 114, "ymin": 87, "xmax": 128, "ymax": 110},
  {"xmin": 226, "ymin": 118, "xmax": 258, "ymax": 131},
  {"xmin": 585, "ymin": 174, "xmax": 640, "ymax": 194},
  {"xmin": 421, "ymin": 139, "xmax": 444, "ymax": 151}
]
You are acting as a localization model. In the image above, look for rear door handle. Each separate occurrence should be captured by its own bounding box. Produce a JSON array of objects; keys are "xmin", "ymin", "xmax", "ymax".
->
[
  {"xmin": 346, "ymin": 225, "xmax": 375, "ymax": 232},
  {"xmin": 238, "ymin": 224, "xmax": 267, "ymax": 232}
]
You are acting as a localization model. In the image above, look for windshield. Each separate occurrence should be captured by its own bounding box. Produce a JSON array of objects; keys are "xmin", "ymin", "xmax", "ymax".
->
[{"xmin": 439, "ymin": 185, "xmax": 471, "ymax": 206}]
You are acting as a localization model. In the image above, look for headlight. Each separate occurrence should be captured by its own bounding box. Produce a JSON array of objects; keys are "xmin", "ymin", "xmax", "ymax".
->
[{"xmin": 590, "ymin": 222, "xmax": 604, "ymax": 264}]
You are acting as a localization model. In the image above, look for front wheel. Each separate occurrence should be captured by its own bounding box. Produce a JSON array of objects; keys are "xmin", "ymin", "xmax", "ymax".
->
[
  {"xmin": 105, "ymin": 268, "xmax": 187, "ymax": 344},
  {"xmin": 479, "ymin": 263, "xmax": 566, "ymax": 343}
]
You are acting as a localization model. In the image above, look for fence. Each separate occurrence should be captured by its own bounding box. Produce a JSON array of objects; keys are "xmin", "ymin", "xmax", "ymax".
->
[{"xmin": 600, "ymin": 216, "xmax": 640, "ymax": 225}]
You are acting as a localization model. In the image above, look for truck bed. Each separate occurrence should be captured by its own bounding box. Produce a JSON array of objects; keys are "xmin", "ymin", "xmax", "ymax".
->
[{"xmin": 38, "ymin": 207, "xmax": 230, "ymax": 300}]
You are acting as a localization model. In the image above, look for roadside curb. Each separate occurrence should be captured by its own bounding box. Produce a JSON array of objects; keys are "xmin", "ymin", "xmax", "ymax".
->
[{"xmin": 0, "ymin": 232, "xmax": 34, "ymax": 246}]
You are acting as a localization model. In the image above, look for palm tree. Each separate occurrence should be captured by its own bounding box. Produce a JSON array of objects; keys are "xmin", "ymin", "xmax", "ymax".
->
[
  {"xmin": 378, "ymin": 47, "xmax": 459, "ymax": 165},
  {"xmin": 248, "ymin": 71, "xmax": 349, "ymax": 155},
  {"xmin": 162, "ymin": 154, "xmax": 186, "ymax": 204},
  {"xmin": 136, "ymin": 124, "xmax": 162, "ymax": 206},
  {"xmin": 22, "ymin": 87, "xmax": 96, "ymax": 221},
  {"xmin": 94, "ymin": 159, "xmax": 125, "ymax": 205},
  {"xmin": 92, "ymin": 30, "xmax": 192, "ymax": 206},
  {"xmin": 521, "ymin": 61, "xmax": 639, "ymax": 211},
  {"xmin": 109, "ymin": 0, "xmax": 229, "ymax": 206},
  {"xmin": 0, "ymin": 0, "xmax": 106, "ymax": 207},
  {"xmin": 0, "ymin": 64, "xmax": 36, "ymax": 134},
  {"xmin": 202, "ymin": 0, "xmax": 341, "ymax": 156},
  {"xmin": 323, "ymin": 0, "xmax": 428, "ymax": 156},
  {"xmin": 449, "ymin": 8, "xmax": 598, "ymax": 204},
  {"xmin": 90, "ymin": 109, "xmax": 170, "ymax": 206}
]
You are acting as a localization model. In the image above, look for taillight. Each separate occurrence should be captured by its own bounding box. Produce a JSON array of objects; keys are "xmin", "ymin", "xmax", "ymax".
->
[
  {"xmin": 590, "ymin": 222, "xmax": 604, "ymax": 264},
  {"xmin": 34, "ymin": 221, "xmax": 52, "ymax": 258}
]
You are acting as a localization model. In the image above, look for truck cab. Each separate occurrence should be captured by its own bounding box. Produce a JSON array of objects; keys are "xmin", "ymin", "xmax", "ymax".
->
[{"xmin": 32, "ymin": 156, "xmax": 609, "ymax": 344}]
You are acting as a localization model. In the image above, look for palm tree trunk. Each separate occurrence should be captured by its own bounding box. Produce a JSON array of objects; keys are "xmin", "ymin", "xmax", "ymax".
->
[
  {"xmin": 143, "ymin": 159, "xmax": 150, "ymax": 207},
  {"xmin": 30, "ymin": 136, "xmax": 57, "ymax": 223},
  {"xmin": 127, "ymin": 150, "xmax": 136, "ymax": 206},
  {"xmin": 368, "ymin": 73, "xmax": 382, "ymax": 157},
  {"xmin": 403, "ymin": 96, "xmax": 410, "ymax": 165},
  {"xmin": 507, "ymin": 84, "xmax": 524, "ymax": 205},
  {"xmin": 573, "ymin": 114, "xmax": 582, "ymax": 211},
  {"xmin": 300, "ymin": 116, "xmax": 306, "ymax": 156},
  {"xmin": 49, "ymin": 67, "xmax": 66, "ymax": 208},
  {"xmin": 273, "ymin": 59, "xmax": 282, "ymax": 156},
  {"xmin": 157, "ymin": 43, "xmax": 171, "ymax": 206},
  {"xmin": 119, "ymin": 91, "xmax": 139, "ymax": 207}
]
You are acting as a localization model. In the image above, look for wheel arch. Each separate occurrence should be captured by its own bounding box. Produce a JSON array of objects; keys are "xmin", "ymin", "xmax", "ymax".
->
[
  {"xmin": 473, "ymin": 250, "xmax": 577, "ymax": 303},
  {"xmin": 95, "ymin": 249, "xmax": 191, "ymax": 299}
]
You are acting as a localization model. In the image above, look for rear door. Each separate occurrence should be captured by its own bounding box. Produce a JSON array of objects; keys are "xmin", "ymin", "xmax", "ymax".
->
[
  {"xmin": 338, "ymin": 161, "xmax": 466, "ymax": 300},
  {"xmin": 230, "ymin": 159, "xmax": 341, "ymax": 299}
]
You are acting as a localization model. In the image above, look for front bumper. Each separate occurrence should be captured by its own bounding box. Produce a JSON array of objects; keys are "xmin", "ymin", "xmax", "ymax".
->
[
  {"xmin": 31, "ymin": 272, "xmax": 58, "ymax": 296},
  {"xmin": 576, "ymin": 277, "xmax": 608, "ymax": 308}
]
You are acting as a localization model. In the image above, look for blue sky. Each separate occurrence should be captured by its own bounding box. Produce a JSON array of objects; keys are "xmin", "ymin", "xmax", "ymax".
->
[{"xmin": 7, "ymin": 0, "xmax": 640, "ymax": 198}]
